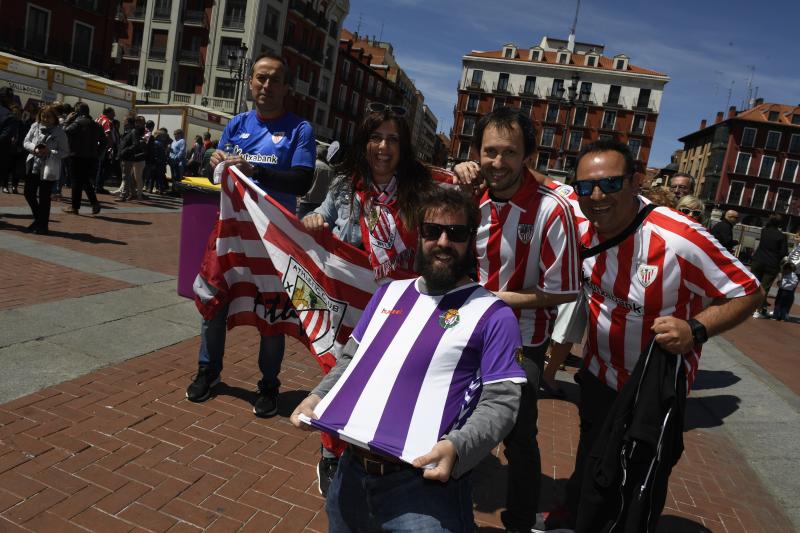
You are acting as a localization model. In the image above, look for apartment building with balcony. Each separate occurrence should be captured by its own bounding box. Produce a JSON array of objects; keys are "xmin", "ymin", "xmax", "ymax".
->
[
  {"xmin": 451, "ymin": 36, "xmax": 669, "ymax": 175},
  {"xmin": 114, "ymin": 0, "xmax": 346, "ymax": 137},
  {"xmin": 329, "ymin": 31, "xmax": 398, "ymax": 145},
  {"xmin": 678, "ymin": 100, "xmax": 800, "ymax": 230},
  {"xmin": 0, "ymin": 0, "xmax": 125, "ymax": 77}
]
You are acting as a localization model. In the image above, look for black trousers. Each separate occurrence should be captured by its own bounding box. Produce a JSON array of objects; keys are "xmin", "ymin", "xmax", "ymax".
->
[
  {"xmin": 70, "ymin": 157, "xmax": 99, "ymax": 211},
  {"xmin": 565, "ymin": 368, "xmax": 619, "ymax": 519},
  {"xmin": 501, "ymin": 343, "xmax": 545, "ymax": 530},
  {"xmin": 24, "ymin": 173, "xmax": 52, "ymax": 231}
]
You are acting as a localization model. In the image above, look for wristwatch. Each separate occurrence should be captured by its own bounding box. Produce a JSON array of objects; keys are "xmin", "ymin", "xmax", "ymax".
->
[{"xmin": 686, "ymin": 318, "xmax": 708, "ymax": 345}]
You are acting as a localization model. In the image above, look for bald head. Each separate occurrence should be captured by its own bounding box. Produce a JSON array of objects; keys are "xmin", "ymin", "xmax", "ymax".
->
[{"xmin": 724, "ymin": 210, "xmax": 739, "ymax": 223}]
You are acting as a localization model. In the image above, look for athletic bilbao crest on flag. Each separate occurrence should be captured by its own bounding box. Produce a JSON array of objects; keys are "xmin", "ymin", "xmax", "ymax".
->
[
  {"xmin": 283, "ymin": 258, "xmax": 347, "ymax": 356},
  {"xmin": 636, "ymin": 264, "xmax": 659, "ymax": 288},
  {"xmin": 517, "ymin": 223, "xmax": 534, "ymax": 244},
  {"xmin": 271, "ymin": 131, "xmax": 285, "ymax": 144}
]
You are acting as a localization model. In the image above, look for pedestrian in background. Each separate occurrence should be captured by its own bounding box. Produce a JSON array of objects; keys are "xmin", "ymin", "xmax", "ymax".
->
[
  {"xmin": 186, "ymin": 135, "xmax": 204, "ymax": 176},
  {"xmin": 23, "ymin": 104, "xmax": 70, "ymax": 234},
  {"xmin": 169, "ymin": 128, "xmax": 186, "ymax": 186},
  {"xmin": 710, "ymin": 210, "xmax": 739, "ymax": 253},
  {"xmin": 773, "ymin": 263, "xmax": 798, "ymax": 321},
  {"xmin": 116, "ymin": 115, "xmax": 147, "ymax": 201},
  {"xmin": 62, "ymin": 102, "xmax": 104, "ymax": 215},
  {"xmin": 0, "ymin": 87, "xmax": 21, "ymax": 194},
  {"xmin": 751, "ymin": 213, "xmax": 789, "ymax": 318},
  {"xmin": 95, "ymin": 107, "xmax": 117, "ymax": 194}
]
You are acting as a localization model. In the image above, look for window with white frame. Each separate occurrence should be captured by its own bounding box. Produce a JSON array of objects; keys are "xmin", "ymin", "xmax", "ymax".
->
[
  {"xmin": 601, "ymin": 110, "xmax": 616, "ymax": 130},
  {"xmin": 466, "ymin": 94, "xmax": 479, "ymax": 112},
  {"xmin": 493, "ymin": 97, "xmax": 505, "ymax": 111},
  {"xmin": 750, "ymin": 184, "xmax": 768, "ymax": 208},
  {"xmin": 557, "ymin": 52, "xmax": 569, "ymax": 64},
  {"xmin": 470, "ymin": 70, "xmax": 483, "ymax": 88},
  {"xmin": 462, "ymin": 116, "xmax": 476, "ymax": 136},
  {"xmin": 586, "ymin": 55, "xmax": 597, "ymax": 67},
  {"xmin": 541, "ymin": 127, "xmax": 555, "ymax": 148},
  {"xmin": 536, "ymin": 152, "xmax": 550, "ymax": 170},
  {"xmin": 788, "ymin": 134, "xmax": 800, "ymax": 154},
  {"xmin": 631, "ymin": 114, "xmax": 646, "ymax": 134},
  {"xmin": 25, "ymin": 5, "xmax": 50, "ymax": 54},
  {"xmin": 573, "ymin": 106, "xmax": 587, "ymax": 126},
  {"xmin": 759, "ymin": 155, "xmax": 776, "ymax": 178},
  {"xmin": 782, "ymin": 159, "xmax": 798, "ymax": 182},
  {"xmin": 458, "ymin": 141, "xmax": 470, "ymax": 160},
  {"xmin": 774, "ymin": 188, "xmax": 792, "ymax": 213},
  {"xmin": 545, "ymin": 104, "xmax": 559, "ymax": 123},
  {"xmin": 765, "ymin": 131, "xmax": 781, "ymax": 150},
  {"xmin": 568, "ymin": 130, "xmax": 582, "ymax": 152},
  {"xmin": 741, "ymin": 127, "xmax": 756, "ymax": 147},
  {"xmin": 733, "ymin": 152, "xmax": 751, "ymax": 174},
  {"xmin": 727, "ymin": 181, "xmax": 745, "ymax": 205},
  {"xmin": 614, "ymin": 58, "xmax": 625, "ymax": 70},
  {"xmin": 629, "ymin": 138, "xmax": 642, "ymax": 160},
  {"xmin": 520, "ymin": 100, "xmax": 532, "ymax": 117},
  {"xmin": 530, "ymin": 49, "xmax": 541, "ymax": 61},
  {"xmin": 71, "ymin": 21, "xmax": 93, "ymax": 66}
]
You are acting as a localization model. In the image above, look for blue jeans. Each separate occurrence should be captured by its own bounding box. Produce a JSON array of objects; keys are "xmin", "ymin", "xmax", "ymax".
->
[
  {"xmin": 198, "ymin": 303, "xmax": 285, "ymax": 390},
  {"xmin": 326, "ymin": 449, "xmax": 474, "ymax": 532},
  {"xmin": 169, "ymin": 160, "xmax": 184, "ymax": 183}
]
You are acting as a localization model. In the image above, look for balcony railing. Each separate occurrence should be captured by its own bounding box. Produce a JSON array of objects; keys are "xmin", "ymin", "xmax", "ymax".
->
[
  {"xmin": 518, "ymin": 86, "xmax": 540, "ymax": 98},
  {"xmin": 184, "ymin": 9, "xmax": 208, "ymax": 27},
  {"xmin": 123, "ymin": 44, "xmax": 142, "ymax": 57},
  {"xmin": 465, "ymin": 80, "xmax": 486, "ymax": 92},
  {"xmin": 153, "ymin": 7, "xmax": 171, "ymax": 19},
  {"xmin": 294, "ymin": 78, "xmax": 310, "ymax": 96},
  {"xmin": 492, "ymin": 82, "xmax": 514, "ymax": 95},
  {"xmin": 603, "ymin": 95, "xmax": 627, "ymax": 108},
  {"xmin": 129, "ymin": 6, "xmax": 146, "ymax": 19},
  {"xmin": 178, "ymin": 49, "xmax": 202, "ymax": 65},
  {"xmin": 633, "ymin": 97, "xmax": 657, "ymax": 112},
  {"xmin": 149, "ymin": 47, "xmax": 167, "ymax": 60},
  {"xmin": 222, "ymin": 15, "xmax": 245, "ymax": 29}
]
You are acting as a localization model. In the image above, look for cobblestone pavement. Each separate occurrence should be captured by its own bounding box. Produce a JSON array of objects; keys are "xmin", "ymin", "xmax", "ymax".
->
[{"xmin": 1, "ymin": 189, "xmax": 797, "ymax": 532}]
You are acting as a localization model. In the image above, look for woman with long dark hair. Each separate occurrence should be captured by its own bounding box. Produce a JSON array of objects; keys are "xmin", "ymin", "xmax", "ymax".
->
[{"xmin": 303, "ymin": 105, "xmax": 435, "ymax": 279}]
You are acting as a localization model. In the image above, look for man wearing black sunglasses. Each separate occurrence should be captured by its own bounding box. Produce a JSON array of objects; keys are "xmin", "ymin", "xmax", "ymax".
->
[
  {"xmin": 564, "ymin": 139, "xmax": 763, "ymax": 526},
  {"xmin": 454, "ymin": 107, "xmax": 580, "ymax": 532}
]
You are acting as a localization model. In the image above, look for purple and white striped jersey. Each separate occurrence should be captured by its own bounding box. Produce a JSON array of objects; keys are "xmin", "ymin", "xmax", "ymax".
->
[{"xmin": 308, "ymin": 277, "xmax": 527, "ymax": 463}]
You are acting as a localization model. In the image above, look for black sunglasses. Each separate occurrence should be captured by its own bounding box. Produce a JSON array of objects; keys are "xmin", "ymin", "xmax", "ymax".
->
[
  {"xmin": 679, "ymin": 208, "xmax": 702, "ymax": 219},
  {"xmin": 366, "ymin": 102, "xmax": 408, "ymax": 117},
  {"xmin": 420, "ymin": 223, "xmax": 472, "ymax": 243},
  {"xmin": 573, "ymin": 175, "xmax": 630, "ymax": 197}
]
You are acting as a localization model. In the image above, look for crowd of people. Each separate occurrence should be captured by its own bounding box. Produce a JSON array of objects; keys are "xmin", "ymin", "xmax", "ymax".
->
[{"xmin": 0, "ymin": 86, "xmax": 223, "ymax": 233}]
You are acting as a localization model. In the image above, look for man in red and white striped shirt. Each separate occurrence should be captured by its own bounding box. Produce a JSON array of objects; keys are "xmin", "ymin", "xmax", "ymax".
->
[
  {"xmin": 564, "ymin": 139, "xmax": 762, "ymax": 522},
  {"xmin": 454, "ymin": 107, "xmax": 580, "ymax": 533}
]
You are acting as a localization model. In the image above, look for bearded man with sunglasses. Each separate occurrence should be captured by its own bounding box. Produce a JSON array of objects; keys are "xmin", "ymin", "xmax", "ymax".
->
[
  {"xmin": 563, "ymin": 139, "xmax": 762, "ymax": 525},
  {"xmin": 454, "ymin": 107, "xmax": 580, "ymax": 533},
  {"xmin": 291, "ymin": 188, "xmax": 526, "ymax": 532}
]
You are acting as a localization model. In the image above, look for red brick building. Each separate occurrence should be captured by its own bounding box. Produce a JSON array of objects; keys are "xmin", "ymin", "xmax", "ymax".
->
[
  {"xmin": 451, "ymin": 36, "xmax": 669, "ymax": 176},
  {"xmin": 329, "ymin": 29, "xmax": 398, "ymax": 146},
  {"xmin": 678, "ymin": 100, "xmax": 800, "ymax": 230},
  {"xmin": 0, "ymin": 0, "xmax": 125, "ymax": 76}
]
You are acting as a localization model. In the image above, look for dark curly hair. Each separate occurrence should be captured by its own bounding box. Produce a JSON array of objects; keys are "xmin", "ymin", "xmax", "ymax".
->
[{"xmin": 336, "ymin": 110, "xmax": 433, "ymax": 227}]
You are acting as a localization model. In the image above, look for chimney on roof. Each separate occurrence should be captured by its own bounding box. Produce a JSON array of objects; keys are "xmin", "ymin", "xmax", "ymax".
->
[
  {"xmin": 755, "ymin": 97, "xmax": 764, "ymax": 106},
  {"xmin": 728, "ymin": 106, "xmax": 737, "ymax": 118},
  {"xmin": 715, "ymin": 112, "xmax": 724, "ymax": 124},
  {"xmin": 700, "ymin": 119, "xmax": 707, "ymax": 129}
]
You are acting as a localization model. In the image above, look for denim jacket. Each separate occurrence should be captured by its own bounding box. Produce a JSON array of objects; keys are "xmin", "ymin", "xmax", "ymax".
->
[{"xmin": 312, "ymin": 175, "xmax": 365, "ymax": 248}]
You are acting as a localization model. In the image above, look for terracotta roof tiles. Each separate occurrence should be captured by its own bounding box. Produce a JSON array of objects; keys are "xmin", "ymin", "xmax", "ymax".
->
[{"xmin": 466, "ymin": 49, "xmax": 667, "ymax": 77}]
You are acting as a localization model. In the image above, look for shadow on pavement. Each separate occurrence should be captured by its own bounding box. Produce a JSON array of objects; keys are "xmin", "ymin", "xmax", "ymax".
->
[
  {"xmin": 691, "ymin": 369, "xmax": 741, "ymax": 390},
  {"xmin": 210, "ymin": 384, "xmax": 309, "ymax": 418},
  {"xmin": 684, "ymin": 394, "xmax": 741, "ymax": 430},
  {"xmin": 656, "ymin": 514, "xmax": 712, "ymax": 532},
  {"xmin": 92, "ymin": 215, "xmax": 152, "ymax": 225}
]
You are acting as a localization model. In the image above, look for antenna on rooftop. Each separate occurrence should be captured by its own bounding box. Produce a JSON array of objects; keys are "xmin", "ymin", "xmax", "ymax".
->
[
  {"xmin": 356, "ymin": 13, "xmax": 363, "ymax": 35},
  {"xmin": 568, "ymin": 0, "xmax": 581, "ymax": 52},
  {"xmin": 744, "ymin": 65, "xmax": 756, "ymax": 108},
  {"xmin": 725, "ymin": 80, "xmax": 735, "ymax": 110},
  {"xmin": 378, "ymin": 21, "xmax": 384, "ymax": 42}
]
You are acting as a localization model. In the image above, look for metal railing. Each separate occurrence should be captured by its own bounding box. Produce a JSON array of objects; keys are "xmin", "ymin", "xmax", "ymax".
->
[
  {"xmin": 465, "ymin": 80, "xmax": 486, "ymax": 91},
  {"xmin": 222, "ymin": 15, "xmax": 245, "ymax": 29},
  {"xmin": 633, "ymin": 97, "xmax": 656, "ymax": 112},
  {"xmin": 492, "ymin": 81, "xmax": 514, "ymax": 95},
  {"xmin": 184, "ymin": 9, "xmax": 207, "ymax": 26},
  {"xmin": 153, "ymin": 7, "xmax": 171, "ymax": 19},
  {"xmin": 124, "ymin": 44, "xmax": 141, "ymax": 57},
  {"xmin": 178, "ymin": 49, "xmax": 202, "ymax": 65},
  {"xmin": 149, "ymin": 47, "xmax": 167, "ymax": 60},
  {"xmin": 129, "ymin": 6, "xmax": 146, "ymax": 19}
]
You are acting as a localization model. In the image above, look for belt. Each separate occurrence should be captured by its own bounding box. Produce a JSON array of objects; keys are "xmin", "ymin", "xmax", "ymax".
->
[{"xmin": 348, "ymin": 445, "xmax": 414, "ymax": 476}]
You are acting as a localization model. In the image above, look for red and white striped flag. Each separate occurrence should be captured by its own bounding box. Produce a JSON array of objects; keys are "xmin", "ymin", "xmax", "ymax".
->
[{"xmin": 195, "ymin": 167, "xmax": 403, "ymax": 372}]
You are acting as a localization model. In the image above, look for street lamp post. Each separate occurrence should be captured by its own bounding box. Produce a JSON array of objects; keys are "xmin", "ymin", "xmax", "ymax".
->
[
  {"xmin": 554, "ymin": 72, "xmax": 589, "ymax": 174},
  {"xmin": 228, "ymin": 42, "xmax": 249, "ymax": 114}
]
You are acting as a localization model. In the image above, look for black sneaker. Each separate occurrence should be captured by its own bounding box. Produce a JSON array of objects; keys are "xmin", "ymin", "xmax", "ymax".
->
[
  {"xmin": 186, "ymin": 366, "xmax": 220, "ymax": 402},
  {"xmin": 253, "ymin": 385, "xmax": 279, "ymax": 418},
  {"xmin": 317, "ymin": 456, "xmax": 338, "ymax": 496}
]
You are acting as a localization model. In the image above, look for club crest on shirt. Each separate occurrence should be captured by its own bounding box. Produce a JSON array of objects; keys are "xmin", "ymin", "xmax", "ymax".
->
[
  {"xmin": 439, "ymin": 308, "xmax": 460, "ymax": 329},
  {"xmin": 636, "ymin": 264, "xmax": 659, "ymax": 288},
  {"xmin": 282, "ymin": 258, "xmax": 348, "ymax": 356},
  {"xmin": 271, "ymin": 132, "xmax": 285, "ymax": 144},
  {"xmin": 517, "ymin": 224, "xmax": 534, "ymax": 244},
  {"xmin": 556, "ymin": 185, "xmax": 572, "ymax": 198}
]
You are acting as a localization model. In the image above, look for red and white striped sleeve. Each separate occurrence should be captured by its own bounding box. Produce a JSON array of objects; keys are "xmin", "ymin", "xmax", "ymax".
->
[{"xmin": 536, "ymin": 190, "xmax": 581, "ymax": 295}]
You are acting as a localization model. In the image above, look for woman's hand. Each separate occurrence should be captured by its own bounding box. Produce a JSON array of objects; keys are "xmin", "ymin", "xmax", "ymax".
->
[
  {"xmin": 302, "ymin": 213, "xmax": 329, "ymax": 232},
  {"xmin": 290, "ymin": 394, "xmax": 322, "ymax": 429}
]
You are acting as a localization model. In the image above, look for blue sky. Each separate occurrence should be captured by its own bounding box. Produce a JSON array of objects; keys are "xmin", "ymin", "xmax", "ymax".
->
[{"xmin": 342, "ymin": 0, "xmax": 799, "ymax": 167}]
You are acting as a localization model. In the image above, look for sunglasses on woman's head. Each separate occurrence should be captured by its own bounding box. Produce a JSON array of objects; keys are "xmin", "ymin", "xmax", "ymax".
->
[
  {"xmin": 420, "ymin": 223, "xmax": 472, "ymax": 243},
  {"xmin": 679, "ymin": 208, "xmax": 702, "ymax": 219},
  {"xmin": 366, "ymin": 102, "xmax": 408, "ymax": 117},
  {"xmin": 573, "ymin": 175, "xmax": 629, "ymax": 197}
]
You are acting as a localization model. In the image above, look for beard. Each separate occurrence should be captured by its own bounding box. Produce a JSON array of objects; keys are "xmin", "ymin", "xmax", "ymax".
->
[{"xmin": 416, "ymin": 243, "xmax": 473, "ymax": 293}]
